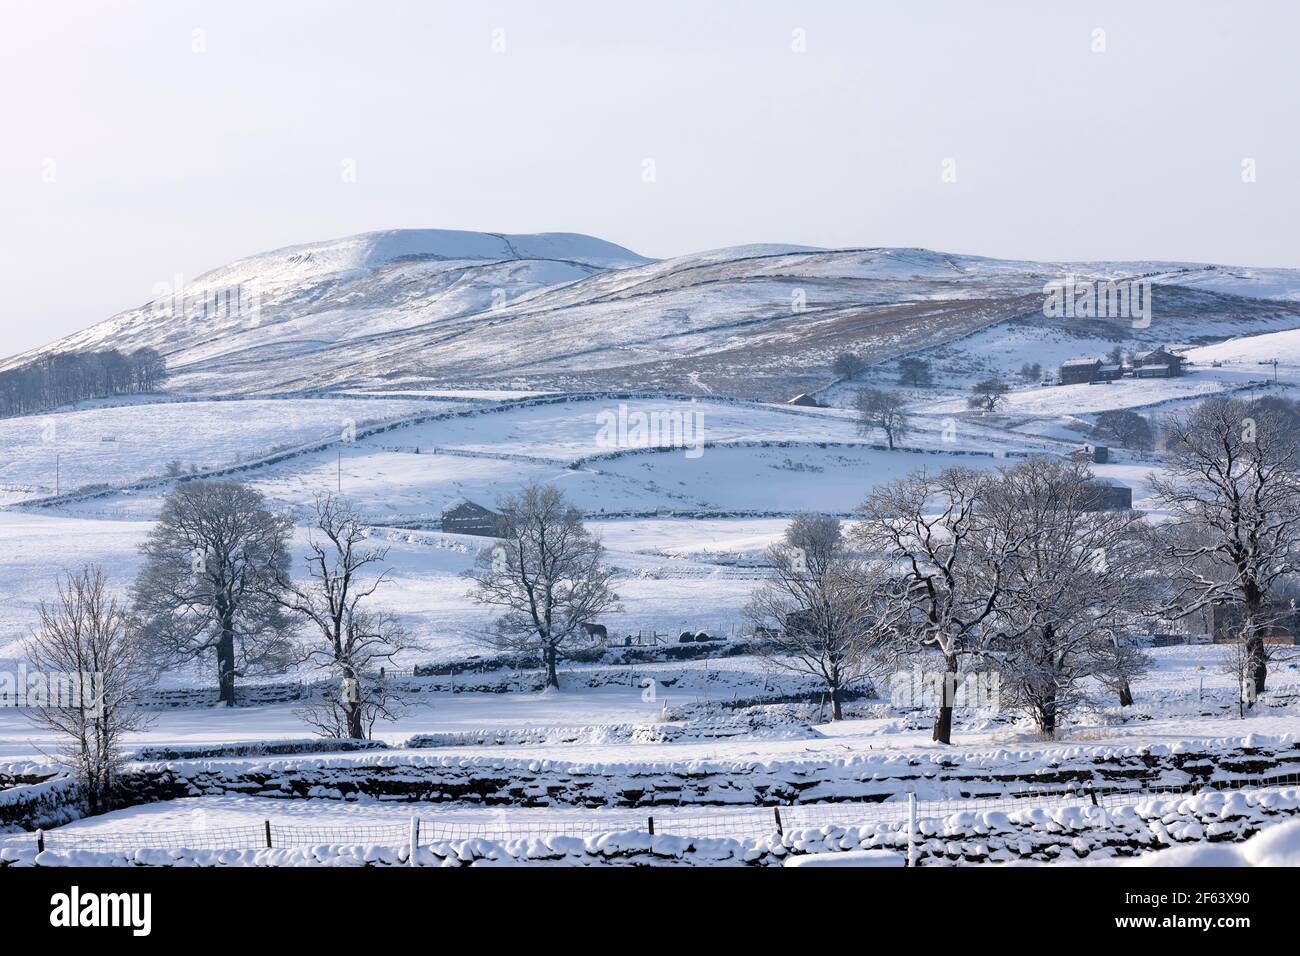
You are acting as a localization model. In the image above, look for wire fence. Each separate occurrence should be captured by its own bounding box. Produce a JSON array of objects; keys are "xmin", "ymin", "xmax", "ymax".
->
[{"xmin": 6, "ymin": 772, "xmax": 1299, "ymax": 857}]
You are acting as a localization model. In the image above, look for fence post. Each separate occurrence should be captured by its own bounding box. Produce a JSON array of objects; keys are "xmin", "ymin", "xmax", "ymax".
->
[
  {"xmin": 907, "ymin": 793, "xmax": 917, "ymax": 868},
  {"xmin": 409, "ymin": 816, "xmax": 419, "ymax": 867},
  {"xmin": 264, "ymin": 820, "xmax": 272, "ymax": 848},
  {"xmin": 36, "ymin": 829, "xmax": 44, "ymax": 853},
  {"xmin": 1087, "ymin": 783, "xmax": 1099, "ymax": 807},
  {"xmin": 773, "ymin": 807, "xmax": 784, "ymax": 837},
  {"xmin": 647, "ymin": 816, "xmax": 655, "ymax": 836}
]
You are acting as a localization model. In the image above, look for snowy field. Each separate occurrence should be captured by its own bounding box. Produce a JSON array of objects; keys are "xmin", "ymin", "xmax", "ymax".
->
[
  {"xmin": 4, "ymin": 321, "xmax": 1300, "ymax": 866},
  {"xmin": 918, "ymin": 370, "xmax": 1275, "ymax": 418},
  {"xmin": 3, "ymin": 646, "xmax": 1299, "ymax": 766},
  {"xmin": 0, "ymin": 396, "xmax": 458, "ymax": 505}
]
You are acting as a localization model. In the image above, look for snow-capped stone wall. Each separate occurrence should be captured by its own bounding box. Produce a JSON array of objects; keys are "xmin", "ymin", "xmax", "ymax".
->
[
  {"xmin": 7, "ymin": 787, "xmax": 1300, "ymax": 868},
  {"xmin": 114, "ymin": 737, "xmax": 1300, "ymax": 810}
]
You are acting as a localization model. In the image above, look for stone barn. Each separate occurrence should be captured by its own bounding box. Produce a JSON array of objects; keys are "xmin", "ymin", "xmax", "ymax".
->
[
  {"xmin": 1070, "ymin": 444, "xmax": 1109, "ymax": 465},
  {"xmin": 1133, "ymin": 349, "xmax": 1185, "ymax": 377},
  {"xmin": 441, "ymin": 499, "xmax": 505, "ymax": 537},
  {"xmin": 1079, "ymin": 478, "xmax": 1132, "ymax": 511},
  {"xmin": 1210, "ymin": 603, "xmax": 1300, "ymax": 645},
  {"xmin": 1059, "ymin": 358, "xmax": 1102, "ymax": 385}
]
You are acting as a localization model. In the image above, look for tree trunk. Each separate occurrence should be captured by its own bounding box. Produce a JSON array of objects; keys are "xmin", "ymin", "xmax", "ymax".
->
[
  {"xmin": 1039, "ymin": 695, "xmax": 1057, "ymax": 739},
  {"xmin": 931, "ymin": 656, "xmax": 958, "ymax": 744},
  {"xmin": 886, "ymin": 430, "xmax": 894, "ymax": 450},
  {"xmin": 345, "ymin": 702, "xmax": 364, "ymax": 739},
  {"xmin": 1243, "ymin": 590, "xmax": 1268, "ymax": 697},
  {"xmin": 342, "ymin": 664, "xmax": 365, "ymax": 739},
  {"xmin": 1118, "ymin": 681, "xmax": 1133, "ymax": 707},
  {"xmin": 217, "ymin": 623, "xmax": 236, "ymax": 707},
  {"xmin": 1247, "ymin": 636, "xmax": 1267, "ymax": 698},
  {"xmin": 829, "ymin": 684, "xmax": 842, "ymax": 720},
  {"xmin": 544, "ymin": 643, "xmax": 559, "ymax": 688}
]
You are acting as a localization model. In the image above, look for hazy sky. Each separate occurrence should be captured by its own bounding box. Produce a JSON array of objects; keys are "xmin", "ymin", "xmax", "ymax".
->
[{"xmin": 2, "ymin": 0, "xmax": 1297, "ymax": 355}]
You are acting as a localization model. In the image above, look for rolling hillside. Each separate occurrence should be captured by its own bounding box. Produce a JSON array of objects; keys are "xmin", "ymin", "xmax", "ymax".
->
[{"xmin": 9, "ymin": 231, "xmax": 1300, "ymax": 402}]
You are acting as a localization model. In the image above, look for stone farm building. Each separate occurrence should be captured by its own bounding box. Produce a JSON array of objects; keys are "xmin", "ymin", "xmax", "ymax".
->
[
  {"xmin": 1059, "ymin": 358, "xmax": 1101, "ymax": 385},
  {"xmin": 1080, "ymin": 478, "xmax": 1132, "ymax": 511},
  {"xmin": 1132, "ymin": 349, "xmax": 1186, "ymax": 378},
  {"xmin": 1069, "ymin": 444, "xmax": 1110, "ymax": 465},
  {"xmin": 1058, "ymin": 358, "xmax": 1122, "ymax": 385},
  {"xmin": 1209, "ymin": 603, "xmax": 1300, "ymax": 645},
  {"xmin": 440, "ymin": 499, "xmax": 505, "ymax": 537}
]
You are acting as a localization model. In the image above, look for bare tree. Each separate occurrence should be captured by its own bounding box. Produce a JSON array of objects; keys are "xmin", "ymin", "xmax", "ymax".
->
[
  {"xmin": 297, "ymin": 608, "xmax": 404, "ymax": 739},
  {"xmin": 745, "ymin": 515, "xmax": 899, "ymax": 719},
  {"xmin": 132, "ymin": 480, "xmax": 295, "ymax": 705},
  {"xmin": 832, "ymin": 352, "xmax": 868, "ymax": 380},
  {"xmin": 1093, "ymin": 409, "xmax": 1154, "ymax": 451},
  {"xmin": 1150, "ymin": 397, "xmax": 1300, "ymax": 700},
  {"xmin": 898, "ymin": 357, "xmax": 933, "ymax": 388},
  {"xmin": 854, "ymin": 387, "xmax": 910, "ymax": 450},
  {"xmin": 467, "ymin": 483, "xmax": 619, "ymax": 688},
  {"xmin": 1097, "ymin": 634, "xmax": 1151, "ymax": 708},
  {"xmin": 1019, "ymin": 362, "xmax": 1043, "ymax": 384},
  {"xmin": 856, "ymin": 466, "xmax": 1022, "ymax": 744},
  {"xmin": 968, "ymin": 378, "xmax": 1009, "ymax": 413},
  {"xmin": 0, "ymin": 348, "xmax": 168, "ymax": 418},
  {"xmin": 279, "ymin": 495, "xmax": 405, "ymax": 739},
  {"xmin": 1218, "ymin": 635, "xmax": 1255, "ymax": 719},
  {"xmin": 26, "ymin": 567, "xmax": 154, "ymax": 814},
  {"xmin": 981, "ymin": 457, "xmax": 1155, "ymax": 737}
]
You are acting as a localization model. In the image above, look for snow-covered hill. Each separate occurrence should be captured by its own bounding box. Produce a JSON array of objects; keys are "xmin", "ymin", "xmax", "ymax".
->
[
  {"xmin": 0, "ymin": 229, "xmax": 651, "ymax": 386},
  {"xmin": 8, "ymin": 231, "xmax": 1300, "ymax": 402}
]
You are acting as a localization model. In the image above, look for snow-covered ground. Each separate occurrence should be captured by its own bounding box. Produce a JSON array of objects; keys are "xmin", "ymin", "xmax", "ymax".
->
[
  {"xmin": 5, "ymin": 264, "xmax": 1300, "ymax": 866},
  {"xmin": 0, "ymin": 396, "xmax": 456, "ymax": 506}
]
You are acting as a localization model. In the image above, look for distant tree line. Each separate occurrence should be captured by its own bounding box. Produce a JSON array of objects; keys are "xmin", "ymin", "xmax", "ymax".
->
[{"xmin": 0, "ymin": 347, "xmax": 167, "ymax": 417}]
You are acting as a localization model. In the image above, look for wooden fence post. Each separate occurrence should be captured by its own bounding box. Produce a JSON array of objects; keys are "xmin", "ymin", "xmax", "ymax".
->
[
  {"xmin": 907, "ymin": 793, "xmax": 917, "ymax": 868},
  {"xmin": 264, "ymin": 820, "xmax": 272, "ymax": 848},
  {"xmin": 773, "ymin": 808, "xmax": 784, "ymax": 836},
  {"xmin": 36, "ymin": 829, "xmax": 44, "ymax": 853},
  {"xmin": 647, "ymin": 816, "xmax": 655, "ymax": 835},
  {"xmin": 409, "ymin": 816, "xmax": 419, "ymax": 867}
]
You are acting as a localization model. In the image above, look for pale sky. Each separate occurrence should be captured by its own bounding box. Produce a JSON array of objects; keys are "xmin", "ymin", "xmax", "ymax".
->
[{"xmin": 1, "ymin": 0, "xmax": 1297, "ymax": 356}]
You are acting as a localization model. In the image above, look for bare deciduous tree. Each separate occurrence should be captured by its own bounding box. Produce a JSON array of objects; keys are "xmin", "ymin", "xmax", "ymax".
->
[
  {"xmin": 856, "ymin": 467, "xmax": 1020, "ymax": 744},
  {"xmin": 467, "ymin": 483, "xmax": 619, "ymax": 688},
  {"xmin": 26, "ymin": 567, "xmax": 154, "ymax": 814},
  {"xmin": 854, "ymin": 388, "xmax": 910, "ymax": 450},
  {"xmin": 0, "ymin": 347, "xmax": 167, "ymax": 418},
  {"xmin": 297, "ymin": 608, "xmax": 404, "ymax": 740},
  {"xmin": 967, "ymin": 378, "xmax": 1009, "ymax": 413},
  {"xmin": 745, "ymin": 515, "xmax": 899, "ymax": 720},
  {"xmin": 1093, "ymin": 409, "xmax": 1154, "ymax": 451},
  {"xmin": 832, "ymin": 352, "xmax": 867, "ymax": 380},
  {"xmin": 1151, "ymin": 397, "xmax": 1300, "ymax": 700},
  {"xmin": 1219, "ymin": 635, "xmax": 1255, "ymax": 719},
  {"xmin": 1019, "ymin": 362, "xmax": 1043, "ymax": 384},
  {"xmin": 981, "ymin": 458, "xmax": 1155, "ymax": 738},
  {"xmin": 1097, "ymin": 634, "xmax": 1151, "ymax": 709},
  {"xmin": 897, "ymin": 357, "xmax": 932, "ymax": 388},
  {"xmin": 279, "ymin": 494, "xmax": 405, "ymax": 739},
  {"xmin": 132, "ymin": 480, "xmax": 295, "ymax": 706}
]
